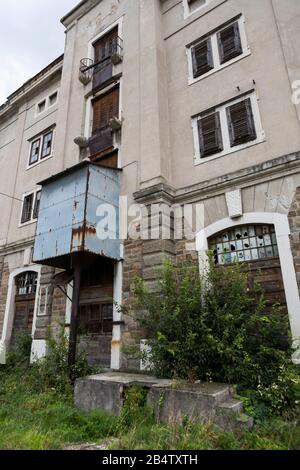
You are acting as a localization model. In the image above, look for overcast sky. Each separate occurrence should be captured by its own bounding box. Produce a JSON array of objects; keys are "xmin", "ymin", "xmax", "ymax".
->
[{"xmin": 0, "ymin": 0, "xmax": 80, "ymax": 104}]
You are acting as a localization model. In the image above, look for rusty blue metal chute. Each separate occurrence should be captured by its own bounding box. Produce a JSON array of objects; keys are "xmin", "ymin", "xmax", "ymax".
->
[{"xmin": 32, "ymin": 161, "xmax": 122, "ymax": 373}]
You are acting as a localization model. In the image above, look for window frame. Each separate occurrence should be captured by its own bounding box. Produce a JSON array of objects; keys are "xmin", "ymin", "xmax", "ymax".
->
[
  {"xmin": 35, "ymin": 89, "xmax": 60, "ymax": 116},
  {"xmin": 192, "ymin": 92, "xmax": 265, "ymax": 165},
  {"xmin": 27, "ymin": 128, "xmax": 55, "ymax": 169},
  {"xmin": 187, "ymin": 15, "xmax": 250, "ymax": 85},
  {"xmin": 183, "ymin": 0, "xmax": 212, "ymax": 19},
  {"xmin": 19, "ymin": 188, "xmax": 42, "ymax": 227}
]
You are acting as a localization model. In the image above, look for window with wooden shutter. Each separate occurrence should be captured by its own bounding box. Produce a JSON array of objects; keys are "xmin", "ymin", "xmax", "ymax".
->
[
  {"xmin": 226, "ymin": 98, "xmax": 257, "ymax": 147},
  {"xmin": 198, "ymin": 112, "xmax": 223, "ymax": 158},
  {"xmin": 217, "ymin": 22, "xmax": 242, "ymax": 64},
  {"xmin": 94, "ymin": 27, "xmax": 118, "ymax": 64},
  {"xmin": 192, "ymin": 38, "xmax": 213, "ymax": 78},
  {"xmin": 92, "ymin": 87, "xmax": 119, "ymax": 135}
]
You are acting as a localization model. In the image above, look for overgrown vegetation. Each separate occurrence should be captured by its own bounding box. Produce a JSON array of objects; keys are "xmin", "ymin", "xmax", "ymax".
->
[
  {"xmin": 1, "ymin": 263, "xmax": 300, "ymax": 449},
  {"xmin": 0, "ymin": 331, "xmax": 116, "ymax": 450},
  {"xmin": 131, "ymin": 259, "xmax": 300, "ymax": 417},
  {"xmin": 0, "ymin": 332, "xmax": 299, "ymax": 449}
]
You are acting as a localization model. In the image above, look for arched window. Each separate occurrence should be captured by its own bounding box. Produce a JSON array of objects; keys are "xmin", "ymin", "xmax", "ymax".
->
[
  {"xmin": 209, "ymin": 224, "xmax": 278, "ymax": 265},
  {"xmin": 15, "ymin": 271, "xmax": 38, "ymax": 296}
]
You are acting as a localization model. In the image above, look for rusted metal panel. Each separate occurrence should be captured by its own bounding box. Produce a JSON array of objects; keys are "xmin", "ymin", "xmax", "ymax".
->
[{"xmin": 33, "ymin": 162, "xmax": 121, "ymax": 267}]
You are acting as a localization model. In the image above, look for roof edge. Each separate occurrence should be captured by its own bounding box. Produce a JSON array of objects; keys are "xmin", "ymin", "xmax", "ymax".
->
[
  {"xmin": 61, "ymin": 0, "xmax": 102, "ymax": 27},
  {"xmin": 0, "ymin": 54, "xmax": 64, "ymax": 113}
]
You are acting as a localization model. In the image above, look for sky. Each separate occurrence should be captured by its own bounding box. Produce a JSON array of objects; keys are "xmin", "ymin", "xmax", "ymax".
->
[{"xmin": 0, "ymin": 0, "xmax": 80, "ymax": 105}]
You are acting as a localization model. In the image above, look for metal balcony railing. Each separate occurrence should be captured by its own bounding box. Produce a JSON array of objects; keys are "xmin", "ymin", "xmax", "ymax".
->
[{"xmin": 88, "ymin": 126, "xmax": 114, "ymax": 157}]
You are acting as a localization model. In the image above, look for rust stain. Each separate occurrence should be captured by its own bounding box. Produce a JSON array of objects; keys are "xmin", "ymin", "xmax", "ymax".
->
[
  {"xmin": 111, "ymin": 340, "xmax": 121, "ymax": 346},
  {"xmin": 71, "ymin": 225, "xmax": 97, "ymax": 252}
]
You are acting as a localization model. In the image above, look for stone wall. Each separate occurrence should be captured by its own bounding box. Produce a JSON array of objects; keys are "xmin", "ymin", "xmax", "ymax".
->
[
  {"xmin": 0, "ymin": 261, "xmax": 9, "ymax": 336},
  {"xmin": 288, "ymin": 187, "xmax": 300, "ymax": 293},
  {"xmin": 120, "ymin": 233, "xmax": 198, "ymax": 369}
]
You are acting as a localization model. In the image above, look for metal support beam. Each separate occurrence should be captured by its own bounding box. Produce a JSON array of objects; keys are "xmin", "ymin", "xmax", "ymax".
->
[{"xmin": 68, "ymin": 261, "xmax": 81, "ymax": 381}]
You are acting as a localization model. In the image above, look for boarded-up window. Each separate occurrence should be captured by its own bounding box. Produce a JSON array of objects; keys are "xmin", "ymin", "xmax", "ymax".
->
[
  {"xmin": 217, "ymin": 22, "xmax": 242, "ymax": 64},
  {"xmin": 191, "ymin": 38, "xmax": 213, "ymax": 78},
  {"xmin": 198, "ymin": 112, "xmax": 223, "ymax": 157},
  {"xmin": 92, "ymin": 87, "xmax": 119, "ymax": 135},
  {"xmin": 226, "ymin": 98, "xmax": 256, "ymax": 147}
]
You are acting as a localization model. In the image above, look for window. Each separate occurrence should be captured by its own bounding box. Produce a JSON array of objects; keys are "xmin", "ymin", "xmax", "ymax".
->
[
  {"xmin": 41, "ymin": 131, "xmax": 53, "ymax": 158},
  {"xmin": 226, "ymin": 98, "xmax": 256, "ymax": 147},
  {"xmin": 78, "ymin": 303, "xmax": 113, "ymax": 335},
  {"xmin": 193, "ymin": 92, "xmax": 264, "ymax": 162},
  {"xmin": 188, "ymin": 17, "xmax": 249, "ymax": 82},
  {"xmin": 184, "ymin": 0, "xmax": 210, "ymax": 17},
  {"xmin": 198, "ymin": 112, "xmax": 223, "ymax": 157},
  {"xmin": 29, "ymin": 139, "xmax": 41, "ymax": 165},
  {"xmin": 209, "ymin": 225, "xmax": 278, "ymax": 265},
  {"xmin": 36, "ymin": 90, "xmax": 59, "ymax": 115},
  {"xmin": 21, "ymin": 194, "xmax": 34, "ymax": 224},
  {"xmin": 94, "ymin": 27, "xmax": 118, "ymax": 64},
  {"xmin": 192, "ymin": 38, "xmax": 213, "ymax": 78},
  {"xmin": 49, "ymin": 92, "xmax": 58, "ymax": 107},
  {"xmin": 28, "ymin": 129, "xmax": 54, "ymax": 166},
  {"xmin": 33, "ymin": 190, "xmax": 41, "ymax": 219},
  {"xmin": 20, "ymin": 190, "xmax": 41, "ymax": 225},
  {"xmin": 16, "ymin": 272, "xmax": 38, "ymax": 296},
  {"xmin": 217, "ymin": 22, "xmax": 242, "ymax": 64},
  {"xmin": 37, "ymin": 100, "xmax": 46, "ymax": 114},
  {"xmin": 89, "ymin": 87, "xmax": 119, "ymax": 157}
]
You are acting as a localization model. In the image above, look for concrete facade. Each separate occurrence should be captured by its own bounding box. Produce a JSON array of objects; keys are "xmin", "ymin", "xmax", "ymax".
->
[{"xmin": 1, "ymin": 0, "xmax": 300, "ymax": 367}]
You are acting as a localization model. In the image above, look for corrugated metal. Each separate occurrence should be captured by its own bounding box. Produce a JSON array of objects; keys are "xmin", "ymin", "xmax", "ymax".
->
[{"xmin": 33, "ymin": 162, "xmax": 121, "ymax": 266}]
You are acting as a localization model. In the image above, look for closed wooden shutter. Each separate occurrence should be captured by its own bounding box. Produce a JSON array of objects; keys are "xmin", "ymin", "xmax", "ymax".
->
[
  {"xmin": 198, "ymin": 112, "xmax": 223, "ymax": 158},
  {"xmin": 192, "ymin": 38, "xmax": 213, "ymax": 78},
  {"xmin": 94, "ymin": 27, "xmax": 118, "ymax": 64},
  {"xmin": 92, "ymin": 87, "xmax": 119, "ymax": 134},
  {"xmin": 217, "ymin": 22, "xmax": 242, "ymax": 64},
  {"xmin": 226, "ymin": 98, "xmax": 256, "ymax": 147}
]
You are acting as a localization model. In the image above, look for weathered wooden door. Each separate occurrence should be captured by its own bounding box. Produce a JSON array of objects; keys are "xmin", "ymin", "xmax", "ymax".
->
[
  {"xmin": 78, "ymin": 258, "xmax": 114, "ymax": 367},
  {"xmin": 11, "ymin": 297, "xmax": 35, "ymax": 349}
]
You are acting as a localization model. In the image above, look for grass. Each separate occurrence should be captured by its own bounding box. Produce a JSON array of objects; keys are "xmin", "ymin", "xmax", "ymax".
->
[
  {"xmin": 0, "ymin": 366, "xmax": 117, "ymax": 450},
  {"xmin": 0, "ymin": 361, "xmax": 299, "ymax": 450}
]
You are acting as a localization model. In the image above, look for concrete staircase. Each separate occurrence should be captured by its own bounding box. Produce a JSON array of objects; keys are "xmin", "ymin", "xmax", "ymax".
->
[{"xmin": 74, "ymin": 372, "xmax": 253, "ymax": 431}]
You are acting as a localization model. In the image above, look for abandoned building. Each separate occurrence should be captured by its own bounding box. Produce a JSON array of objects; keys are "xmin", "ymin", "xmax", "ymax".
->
[{"xmin": 0, "ymin": 0, "xmax": 300, "ymax": 370}]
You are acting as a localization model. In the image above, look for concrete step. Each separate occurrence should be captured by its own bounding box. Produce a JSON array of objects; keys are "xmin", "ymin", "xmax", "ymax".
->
[
  {"xmin": 74, "ymin": 372, "xmax": 253, "ymax": 430},
  {"xmin": 217, "ymin": 397, "xmax": 244, "ymax": 414}
]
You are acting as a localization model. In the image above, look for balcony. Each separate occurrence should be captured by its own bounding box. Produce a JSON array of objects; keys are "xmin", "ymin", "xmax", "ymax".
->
[
  {"xmin": 88, "ymin": 126, "xmax": 114, "ymax": 157},
  {"xmin": 33, "ymin": 161, "xmax": 122, "ymax": 270},
  {"xmin": 79, "ymin": 36, "xmax": 123, "ymax": 90}
]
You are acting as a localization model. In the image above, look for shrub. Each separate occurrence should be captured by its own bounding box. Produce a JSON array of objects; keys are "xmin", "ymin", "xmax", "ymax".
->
[
  {"xmin": 32, "ymin": 326, "xmax": 94, "ymax": 394},
  {"xmin": 131, "ymin": 259, "xmax": 300, "ymax": 415}
]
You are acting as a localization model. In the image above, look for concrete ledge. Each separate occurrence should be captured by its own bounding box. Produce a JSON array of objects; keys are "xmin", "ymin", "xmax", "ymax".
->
[{"xmin": 74, "ymin": 372, "xmax": 253, "ymax": 429}]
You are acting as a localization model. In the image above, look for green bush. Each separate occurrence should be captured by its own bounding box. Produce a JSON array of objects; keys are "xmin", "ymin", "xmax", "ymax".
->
[{"xmin": 131, "ymin": 259, "xmax": 300, "ymax": 415}]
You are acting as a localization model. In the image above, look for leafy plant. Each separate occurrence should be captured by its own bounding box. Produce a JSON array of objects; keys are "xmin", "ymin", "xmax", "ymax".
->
[{"xmin": 130, "ymin": 258, "xmax": 300, "ymax": 415}]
